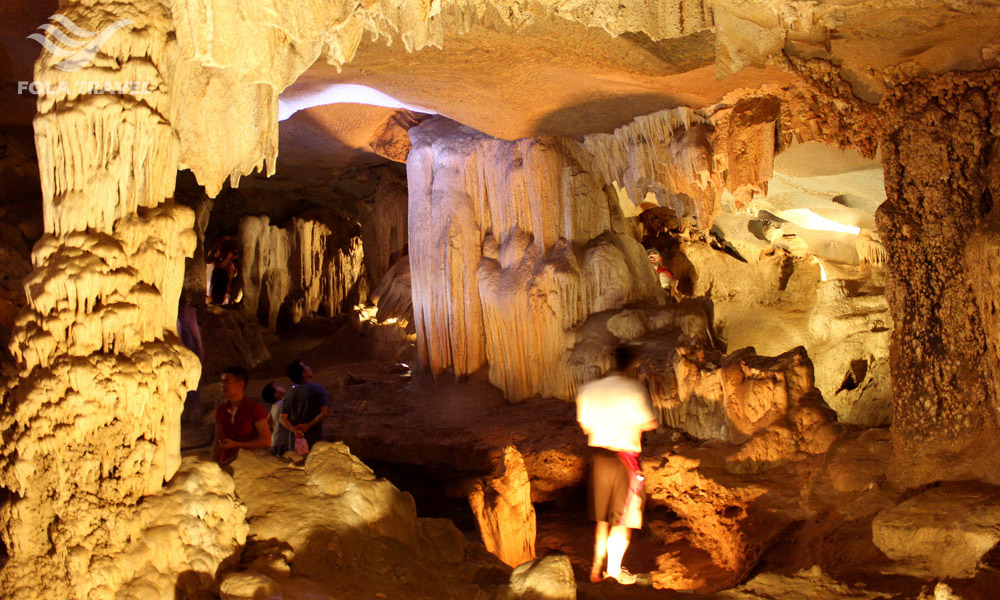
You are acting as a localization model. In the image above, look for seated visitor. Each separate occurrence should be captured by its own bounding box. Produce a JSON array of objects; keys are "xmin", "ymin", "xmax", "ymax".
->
[
  {"xmin": 576, "ymin": 346, "xmax": 658, "ymax": 585},
  {"xmin": 211, "ymin": 366, "xmax": 271, "ymax": 464},
  {"xmin": 261, "ymin": 381, "xmax": 291, "ymax": 455},
  {"xmin": 279, "ymin": 359, "xmax": 330, "ymax": 452}
]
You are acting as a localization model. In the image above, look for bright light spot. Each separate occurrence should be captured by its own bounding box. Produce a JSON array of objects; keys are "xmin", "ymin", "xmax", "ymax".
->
[
  {"xmin": 278, "ymin": 84, "xmax": 437, "ymax": 121},
  {"xmin": 813, "ymin": 256, "xmax": 828, "ymax": 282},
  {"xmin": 774, "ymin": 208, "xmax": 861, "ymax": 236}
]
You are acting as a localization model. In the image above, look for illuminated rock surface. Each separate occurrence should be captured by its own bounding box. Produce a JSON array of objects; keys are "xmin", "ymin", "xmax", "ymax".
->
[
  {"xmin": 469, "ymin": 445, "xmax": 537, "ymax": 568},
  {"xmin": 1, "ymin": 0, "xmax": 1000, "ymax": 597}
]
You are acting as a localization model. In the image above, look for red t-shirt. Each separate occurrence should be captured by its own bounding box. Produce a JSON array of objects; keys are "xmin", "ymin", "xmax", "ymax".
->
[{"xmin": 215, "ymin": 398, "xmax": 268, "ymax": 462}]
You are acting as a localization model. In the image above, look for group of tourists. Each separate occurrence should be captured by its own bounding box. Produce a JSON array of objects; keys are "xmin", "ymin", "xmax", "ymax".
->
[
  {"xmin": 210, "ymin": 358, "xmax": 330, "ymax": 464},
  {"xmin": 207, "ymin": 326, "xmax": 656, "ymax": 585}
]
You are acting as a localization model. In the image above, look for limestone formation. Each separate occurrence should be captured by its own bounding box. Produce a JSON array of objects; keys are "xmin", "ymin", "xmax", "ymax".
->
[
  {"xmin": 359, "ymin": 173, "xmax": 409, "ymax": 289},
  {"xmin": 408, "ymin": 117, "xmax": 662, "ymax": 401},
  {"xmin": 664, "ymin": 347, "xmax": 838, "ymax": 457},
  {"xmin": 239, "ymin": 213, "xmax": 365, "ymax": 330},
  {"xmin": 872, "ymin": 482, "xmax": 1000, "ymax": 579},
  {"xmin": 227, "ymin": 443, "xmax": 501, "ymax": 599},
  {"xmin": 0, "ymin": 4, "xmax": 235, "ymax": 597},
  {"xmin": 469, "ymin": 446, "xmax": 537, "ymax": 568},
  {"xmin": 875, "ymin": 72, "xmax": 1000, "ymax": 487},
  {"xmin": 504, "ymin": 554, "xmax": 576, "ymax": 600}
]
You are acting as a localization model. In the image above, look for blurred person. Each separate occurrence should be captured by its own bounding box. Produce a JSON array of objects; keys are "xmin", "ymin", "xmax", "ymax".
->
[
  {"xmin": 261, "ymin": 381, "xmax": 290, "ymax": 455},
  {"xmin": 576, "ymin": 346, "xmax": 658, "ymax": 585}
]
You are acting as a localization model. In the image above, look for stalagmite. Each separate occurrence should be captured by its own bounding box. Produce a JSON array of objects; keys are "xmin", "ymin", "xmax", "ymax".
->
[{"xmin": 469, "ymin": 446, "xmax": 537, "ymax": 568}]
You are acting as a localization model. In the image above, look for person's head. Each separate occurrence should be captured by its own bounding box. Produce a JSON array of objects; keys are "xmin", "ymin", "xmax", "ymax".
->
[
  {"xmin": 613, "ymin": 345, "xmax": 636, "ymax": 373},
  {"xmin": 222, "ymin": 366, "xmax": 249, "ymax": 400},
  {"xmin": 646, "ymin": 248, "xmax": 662, "ymax": 267},
  {"xmin": 261, "ymin": 381, "xmax": 286, "ymax": 404},
  {"xmin": 286, "ymin": 359, "xmax": 312, "ymax": 384}
]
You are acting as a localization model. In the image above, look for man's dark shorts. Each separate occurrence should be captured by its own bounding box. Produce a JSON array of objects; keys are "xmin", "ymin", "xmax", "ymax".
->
[{"xmin": 588, "ymin": 447, "xmax": 645, "ymax": 528}]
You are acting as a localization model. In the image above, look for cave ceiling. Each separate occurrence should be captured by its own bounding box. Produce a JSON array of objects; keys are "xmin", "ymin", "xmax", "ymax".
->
[{"xmin": 1, "ymin": 0, "xmax": 999, "ymax": 178}]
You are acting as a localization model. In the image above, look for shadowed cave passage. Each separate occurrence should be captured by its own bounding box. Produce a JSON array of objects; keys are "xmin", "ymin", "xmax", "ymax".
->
[{"xmin": 2, "ymin": 2, "xmax": 1000, "ymax": 599}]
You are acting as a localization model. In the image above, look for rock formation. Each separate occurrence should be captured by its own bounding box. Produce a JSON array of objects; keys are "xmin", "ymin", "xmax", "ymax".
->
[
  {"xmin": 227, "ymin": 443, "xmax": 506, "ymax": 599},
  {"xmin": 408, "ymin": 117, "xmax": 662, "ymax": 401},
  {"xmin": 873, "ymin": 481, "xmax": 1000, "ymax": 579},
  {"xmin": 0, "ymin": 5, "xmax": 256, "ymax": 597},
  {"xmin": 469, "ymin": 446, "xmax": 537, "ymax": 568},
  {"xmin": 239, "ymin": 213, "xmax": 365, "ymax": 330}
]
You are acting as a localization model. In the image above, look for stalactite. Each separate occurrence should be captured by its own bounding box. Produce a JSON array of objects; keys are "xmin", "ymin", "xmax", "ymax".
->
[
  {"xmin": 408, "ymin": 118, "xmax": 661, "ymax": 402},
  {"xmin": 239, "ymin": 214, "xmax": 365, "ymax": 330}
]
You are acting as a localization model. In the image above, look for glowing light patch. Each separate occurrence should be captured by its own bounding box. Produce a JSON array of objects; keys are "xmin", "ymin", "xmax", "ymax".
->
[
  {"xmin": 278, "ymin": 84, "xmax": 436, "ymax": 121},
  {"xmin": 774, "ymin": 208, "xmax": 861, "ymax": 236}
]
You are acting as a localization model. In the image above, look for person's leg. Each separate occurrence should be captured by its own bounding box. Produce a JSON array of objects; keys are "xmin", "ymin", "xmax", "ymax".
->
[
  {"xmin": 591, "ymin": 521, "xmax": 609, "ymax": 583},
  {"xmin": 605, "ymin": 525, "xmax": 632, "ymax": 577}
]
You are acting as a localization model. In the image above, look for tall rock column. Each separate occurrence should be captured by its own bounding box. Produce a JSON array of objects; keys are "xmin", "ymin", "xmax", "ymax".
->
[
  {"xmin": 0, "ymin": 5, "xmax": 244, "ymax": 598},
  {"xmin": 876, "ymin": 71, "xmax": 1000, "ymax": 487}
]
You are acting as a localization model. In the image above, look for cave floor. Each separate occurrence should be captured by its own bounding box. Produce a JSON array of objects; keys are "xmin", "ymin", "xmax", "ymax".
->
[{"xmin": 181, "ymin": 316, "xmax": 1000, "ymax": 599}]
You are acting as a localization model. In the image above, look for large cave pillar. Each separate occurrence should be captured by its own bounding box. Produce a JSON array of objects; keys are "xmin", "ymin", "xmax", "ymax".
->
[
  {"xmin": 408, "ymin": 118, "xmax": 662, "ymax": 401},
  {"xmin": 876, "ymin": 71, "xmax": 1000, "ymax": 487},
  {"xmin": 0, "ymin": 4, "xmax": 216, "ymax": 596}
]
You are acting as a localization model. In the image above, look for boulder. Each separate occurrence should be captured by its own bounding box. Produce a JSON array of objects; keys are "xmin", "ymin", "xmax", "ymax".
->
[
  {"xmin": 506, "ymin": 555, "xmax": 576, "ymax": 600},
  {"xmin": 872, "ymin": 482, "xmax": 1000, "ymax": 578}
]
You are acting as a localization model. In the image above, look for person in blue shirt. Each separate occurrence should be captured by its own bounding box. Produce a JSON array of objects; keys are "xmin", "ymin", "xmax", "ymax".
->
[{"xmin": 279, "ymin": 359, "xmax": 330, "ymax": 451}]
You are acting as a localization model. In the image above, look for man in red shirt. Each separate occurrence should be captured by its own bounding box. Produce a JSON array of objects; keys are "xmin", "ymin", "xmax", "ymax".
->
[{"xmin": 211, "ymin": 366, "xmax": 270, "ymax": 464}]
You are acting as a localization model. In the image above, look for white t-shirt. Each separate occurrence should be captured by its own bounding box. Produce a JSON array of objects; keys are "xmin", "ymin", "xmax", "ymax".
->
[{"xmin": 576, "ymin": 374, "xmax": 655, "ymax": 453}]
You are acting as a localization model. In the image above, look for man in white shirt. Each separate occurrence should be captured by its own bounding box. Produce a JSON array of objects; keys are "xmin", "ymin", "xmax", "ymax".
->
[{"xmin": 576, "ymin": 346, "xmax": 658, "ymax": 585}]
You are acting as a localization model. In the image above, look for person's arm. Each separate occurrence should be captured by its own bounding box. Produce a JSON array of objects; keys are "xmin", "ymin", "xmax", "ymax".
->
[
  {"xmin": 303, "ymin": 405, "xmax": 329, "ymax": 433},
  {"xmin": 279, "ymin": 413, "xmax": 297, "ymax": 435},
  {"xmin": 239, "ymin": 418, "xmax": 272, "ymax": 449}
]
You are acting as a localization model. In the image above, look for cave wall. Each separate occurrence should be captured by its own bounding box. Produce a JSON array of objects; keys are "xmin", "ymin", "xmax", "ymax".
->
[{"xmin": 408, "ymin": 117, "xmax": 663, "ymax": 401}]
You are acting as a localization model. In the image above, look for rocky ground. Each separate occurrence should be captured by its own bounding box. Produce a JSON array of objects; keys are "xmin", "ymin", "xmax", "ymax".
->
[{"xmin": 181, "ymin": 313, "xmax": 1000, "ymax": 600}]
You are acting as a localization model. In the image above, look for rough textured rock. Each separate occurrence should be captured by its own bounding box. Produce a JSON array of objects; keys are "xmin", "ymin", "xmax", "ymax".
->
[
  {"xmin": 228, "ymin": 442, "xmax": 506, "ymax": 599},
  {"xmin": 469, "ymin": 446, "xmax": 537, "ymax": 567},
  {"xmin": 505, "ymin": 554, "xmax": 576, "ymax": 600},
  {"xmin": 0, "ymin": 5, "xmax": 228, "ymax": 597},
  {"xmin": 676, "ymin": 239, "xmax": 892, "ymax": 427},
  {"xmin": 239, "ymin": 213, "xmax": 365, "ymax": 330},
  {"xmin": 872, "ymin": 482, "xmax": 1000, "ymax": 579},
  {"xmin": 875, "ymin": 71, "xmax": 1000, "ymax": 487},
  {"xmin": 662, "ymin": 346, "xmax": 839, "ymax": 459},
  {"xmin": 408, "ymin": 117, "xmax": 662, "ymax": 401},
  {"xmin": 197, "ymin": 306, "xmax": 271, "ymax": 378}
]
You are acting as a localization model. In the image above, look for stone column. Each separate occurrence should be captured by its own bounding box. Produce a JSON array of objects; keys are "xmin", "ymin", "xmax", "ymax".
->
[
  {"xmin": 0, "ymin": 3, "xmax": 210, "ymax": 596},
  {"xmin": 875, "ymin": 71, "xmax": 1000, "ymax": 487}
]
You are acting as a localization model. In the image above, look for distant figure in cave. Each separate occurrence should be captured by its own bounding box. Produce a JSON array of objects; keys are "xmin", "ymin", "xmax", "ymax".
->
[
  {"xmin": 211, "ymin": 366, "xmax": 271, "ymax": 464},
  {"xmin": 261, "ymin": 381, "xmax": 291, "ymax": 455},
  {"xmin": 576, "ymin": 346, "xmax": 658, "ymax": 585},
  {"xmin": 646, "ymin": 248, "xmax": 679, "ymax": 300},
  {"xmin": 280, "ymin": 359, "xmax": 331, "ymax": 453}
]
